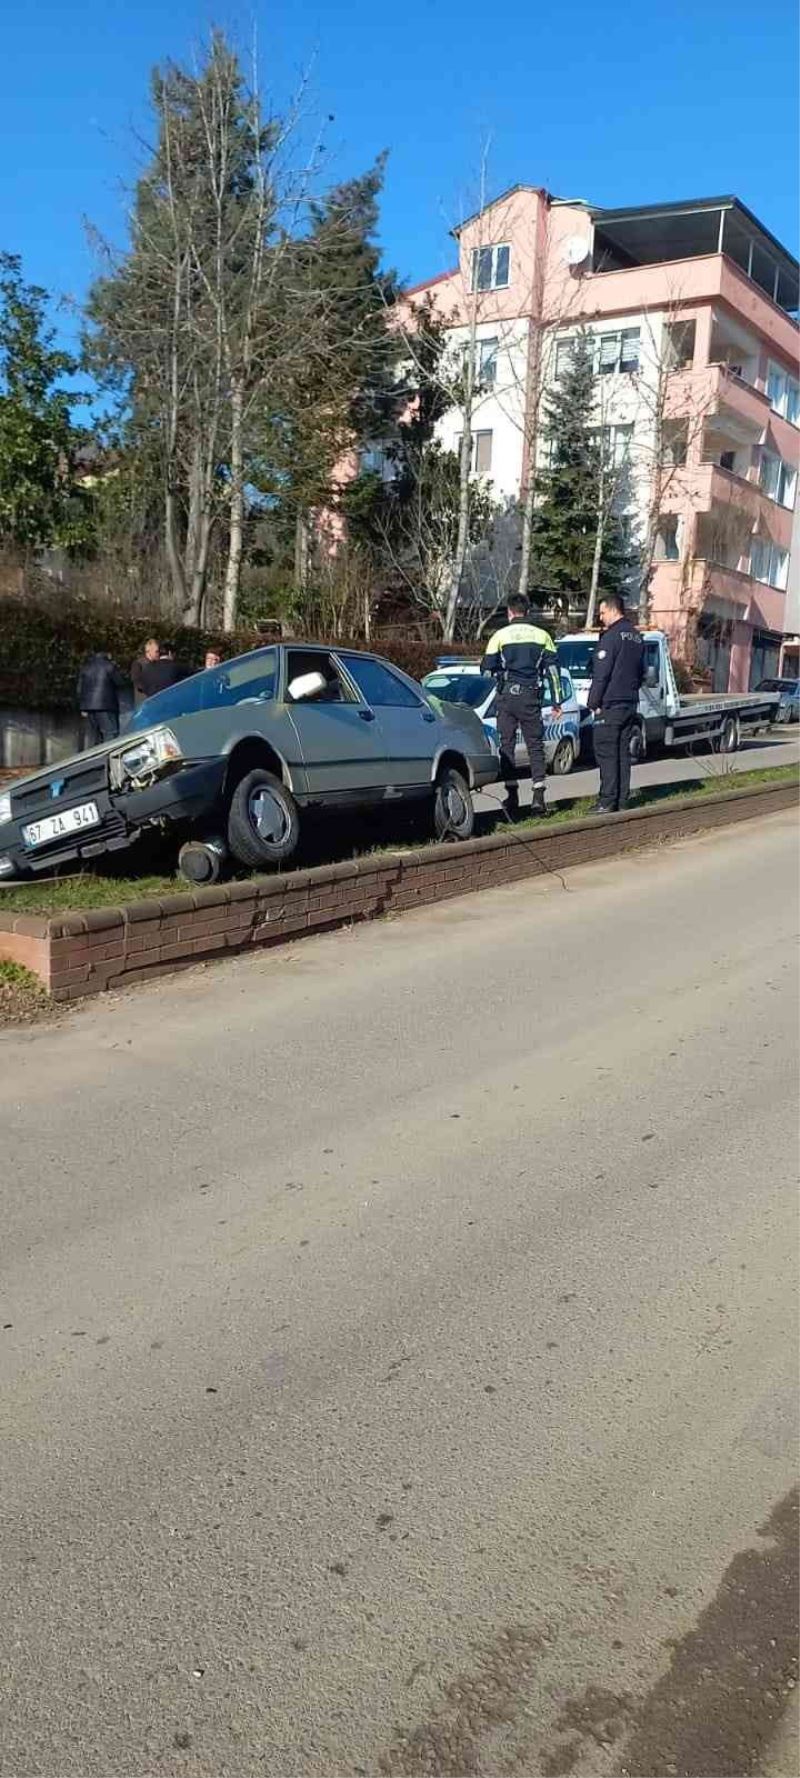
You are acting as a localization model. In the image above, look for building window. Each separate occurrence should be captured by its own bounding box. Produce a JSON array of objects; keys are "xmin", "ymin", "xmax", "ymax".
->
[
  {"xmin": 766, "ymin": 361, "xmax": 800, "ymax": 424},
  {"xmin": 456, "ymin": 430, "xmax": 493, "ymax": 473},
  {"xmin": 474, "ymin": 430, "xmax": 493, "ymax": 472},
  {"xmin": 471, "ymin": 244, "xmax": 510, "ymax": 293},
  {"xmin": 359, "ymin": 445, "xmax": 391, "ymax": 478},
  {"xmin": 654, "ymin": 514, "xmax": 681, "ymax": 561},
  {"xmin": 466, "ymin": 335, "xmax": 499, "ymax": 386},
  {"xmin": 719, "ymin": 450, "xmax": 736, "ymax": 472},
  {"xmin": 662, "ymin": 420, "xmax": 689, "ymax": 467},
  {"xmin": 759, "ymin": 451, "xmax": 797, "ymax": 508},
  {"xmin": 664, "ymin": 320, "xmax": 696, "ymax": 371},
  {"xmin": 556, "ymin": 328, "xmax": 640, "ymax": 378},
  {"xmin": 597, "ymin": 328, "xmax": 640, "ymax": 375},
  {"xmin": 750, "ymin": 537, "xmax": 789, "ymax": 589},
  {"xmin": 554, "ymin": 336, "xmax": 579, "ymax": 378},
  {"xmin": 591, "ymin": 423, "xmax": 635, "ymax": 469}
]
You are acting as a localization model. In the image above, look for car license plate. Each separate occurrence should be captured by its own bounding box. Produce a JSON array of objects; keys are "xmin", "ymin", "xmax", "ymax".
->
[{"xmin": 22, "ymin": 801, "xmax": 101, "ymax": 849}]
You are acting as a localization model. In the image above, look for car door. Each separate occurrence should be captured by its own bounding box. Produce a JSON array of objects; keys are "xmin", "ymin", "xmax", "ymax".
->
[
  {"xmin": 283, "ymin": 649, "xmax": 388, "ymax": 798},
  {"xmin": 337, "ymin": 654, "xmax": 436, "ymax": 791}
]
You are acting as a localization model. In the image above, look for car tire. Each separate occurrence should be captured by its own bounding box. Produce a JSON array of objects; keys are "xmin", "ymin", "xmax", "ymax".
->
[
  {"xmin": 551, "ymin": 735, "xmax": 576, "ymax": 776},
  {"xmin": 433, "ymin": 765, "xmax": 474, "ymax": 842},
  {"xmin": 227, "ymin": 768, "xmax": 300, "ymax": 868},
  {"xmin": 629, "ymin": 721, "xmax": 646, "ymax": 765}
]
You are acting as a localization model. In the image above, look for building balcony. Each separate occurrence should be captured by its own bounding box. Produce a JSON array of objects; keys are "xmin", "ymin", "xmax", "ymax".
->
[
  {"xmin": 666, "ymin": 364, "xmax": 799, "ymax": 460},
  {"xmin": 658, "ymin": 464, "xmax": 794, "ymax": 548},
  {"xmin": 564, "ymin": 254, "xmax": 799, "ymax": 364}
]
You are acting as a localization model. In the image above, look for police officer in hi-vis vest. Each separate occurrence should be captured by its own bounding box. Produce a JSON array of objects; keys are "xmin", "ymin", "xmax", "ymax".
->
[{"xmin": 481, "ymin": 596, "xmax": 560, "ymax": 818}]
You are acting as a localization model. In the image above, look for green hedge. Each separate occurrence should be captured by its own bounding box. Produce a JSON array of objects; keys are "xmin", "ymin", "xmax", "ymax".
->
[{"xmin": 0, "ymin": 599, "xmax": 473, "ymax": 713}]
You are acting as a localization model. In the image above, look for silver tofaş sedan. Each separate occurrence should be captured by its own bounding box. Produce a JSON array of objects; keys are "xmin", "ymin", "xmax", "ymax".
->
[{"xmin": 0, "ymin": 645, "xmax": 499, "ymax": 882}]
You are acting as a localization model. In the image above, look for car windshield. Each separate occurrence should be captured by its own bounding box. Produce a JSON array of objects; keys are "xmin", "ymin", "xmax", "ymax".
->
[
  {"xmin": 557, "ymin": 641, "xmax": 596, "ymax": 679},
  {"xmin": 758, "ymin": 678, "xmax": 799, "ymax": 693},
  {"xmin": 126, "ymin": 649, "xmax": 278, "ymax": 730},
  {"xmin": 424, "ymin": 671, "xmax": 494, "ymax": 708}
]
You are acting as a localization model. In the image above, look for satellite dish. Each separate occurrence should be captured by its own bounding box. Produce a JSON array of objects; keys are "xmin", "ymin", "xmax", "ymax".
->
[{"xmin": 565, "ymin": 234, "xmax": 590, "ymax": 268}]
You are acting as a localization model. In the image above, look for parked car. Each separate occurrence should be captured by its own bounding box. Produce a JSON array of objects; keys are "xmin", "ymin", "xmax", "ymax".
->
[
  {"xmin": 0, "ymin": 646, "xmax": 499, "ymax": 882},
  {"xmin": 757, "ymin": 677, "xmax": 800, "ymax": 723},
  {"xmin": 422, "ymin": 660, "xmax": 581, "ymax": 774}
]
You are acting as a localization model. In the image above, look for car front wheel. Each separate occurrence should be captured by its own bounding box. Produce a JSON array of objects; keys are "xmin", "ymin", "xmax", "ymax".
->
[
  {"xmin": 227, "ymin": 768, "xmax": 300, "ymax": 868},
  {"xmin": 551, "ymin": 735, "xmax": 576, "ymax": 775},
  {"xmin": 433, "ymin": 765, "xmax": 475, "ymax": 842}
]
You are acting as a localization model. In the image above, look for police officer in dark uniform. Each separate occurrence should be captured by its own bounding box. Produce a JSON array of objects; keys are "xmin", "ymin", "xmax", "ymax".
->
[
  {"xmin": 481, "ymin": 595, "xmax": 560, "ymax": 817},
  {"xmin": 587, "ymin": 593, "xmax": 644, "ymax": 812}
]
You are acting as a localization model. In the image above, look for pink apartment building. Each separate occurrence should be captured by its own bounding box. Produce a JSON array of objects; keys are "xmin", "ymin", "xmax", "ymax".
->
[{"xmin": 404, "ymin": 188, "xmax": 799, "ymax": 692}]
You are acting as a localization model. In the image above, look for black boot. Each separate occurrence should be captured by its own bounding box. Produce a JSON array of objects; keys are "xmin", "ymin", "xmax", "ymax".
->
[{"xmin": 530, "ymin": 785, "xmax": 548, "ymax": 817}]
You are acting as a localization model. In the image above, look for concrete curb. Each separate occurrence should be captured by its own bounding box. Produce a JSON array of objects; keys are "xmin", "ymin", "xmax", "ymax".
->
[{"xmin": 0, "ymin": 775, "xmax": 796, "ymax": 1003}]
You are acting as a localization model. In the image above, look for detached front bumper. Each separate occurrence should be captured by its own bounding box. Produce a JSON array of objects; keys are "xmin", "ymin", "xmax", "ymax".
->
[{"xmin": 0, "ymin": 759, "xmax": 226, "ymax": 879}]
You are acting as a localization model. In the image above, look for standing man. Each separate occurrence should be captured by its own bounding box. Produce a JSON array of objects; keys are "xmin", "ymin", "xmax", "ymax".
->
[
  {"xmin": 77, "ymin": 651, "xmax": 128, "ymax": 746},
  {"xmin": 481, "ymin": 595, "xmax": 560, "ymax": 818},
  {"xmin": 131, "ymin": 637, "xmax": 161, "ymax": 706},
  {"xmin": 587, "ymin": 594, "xmax": 644, "ymax": 813}
]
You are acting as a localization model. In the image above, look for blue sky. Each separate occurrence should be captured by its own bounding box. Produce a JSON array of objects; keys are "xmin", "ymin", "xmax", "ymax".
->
[{"xmin": 2, "ymin": 0, "xmax": 798, "ymax": 349}]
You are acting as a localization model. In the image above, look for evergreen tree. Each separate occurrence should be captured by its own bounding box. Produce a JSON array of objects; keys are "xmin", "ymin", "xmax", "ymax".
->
[
  {"xmin": 0, "ymin": 253, "xmax": 91, "ymax": 551},
  {"xmin": 264, "ymin": 159, "xmax": 397, "ymax": 598},
  {"xmin": 530, "ymin": 333, "xmax": 632, "ymax": 610}
]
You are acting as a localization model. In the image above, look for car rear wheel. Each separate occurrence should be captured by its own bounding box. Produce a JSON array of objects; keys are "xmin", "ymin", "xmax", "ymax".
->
[
  {"xmin": 551, "ymin": 735, "xmax": 576, "ymax": 776},
  {"xmin": 714, "ymin": 714, "xmax": 739, "ymax": 754},
  {"xmin": 227, "ymin": 768, "xmax": 300, "ymax": 868},
  {"xmin": 629, "ymin": 721, "xmax": 646, "ymax": 765},
  {"xmin": 433, "ymin": 765, "xmax": 474, "ymax": 842}
]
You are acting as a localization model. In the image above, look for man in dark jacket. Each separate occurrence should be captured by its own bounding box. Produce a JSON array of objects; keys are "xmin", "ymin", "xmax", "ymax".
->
[
  {"xmin": 481, "ymin": 595, "xmax": 560, "ymax": 817},
  {"xmin": 131, "ymin": 639, "xmax": 184, "ymax": 702},
  {"xmin": 77, "ymin": 653, "xmax": 128, "ymax": 745},
  {"xmin": 587, "ymin": 594, "xmax": 644, "ymax": 813},
  {"xmin": 131, "ymin": 637, "xmax": 161, "ymax": 706}
]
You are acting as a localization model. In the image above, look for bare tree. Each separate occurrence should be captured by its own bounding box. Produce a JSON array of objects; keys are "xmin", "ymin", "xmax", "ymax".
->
[
  {"xmin": 388, "ymin": 145, "xmax": 505, "ymax": 640},
  {"xmin": 631, "ymin": 294, "xmax": 721, "ymax": 627}
]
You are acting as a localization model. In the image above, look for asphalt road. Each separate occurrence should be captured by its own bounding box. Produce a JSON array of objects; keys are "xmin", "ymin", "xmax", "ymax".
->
[
  {"xmin": 1, "ymin": 813, "xmax": 798, "ymax": 1777},
  {"xmin": 474, "ymin": 729, "xmax": 800, "ymax": 814}
]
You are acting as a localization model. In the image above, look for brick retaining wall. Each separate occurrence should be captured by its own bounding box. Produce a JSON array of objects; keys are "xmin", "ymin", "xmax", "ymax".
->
[{"xmin": 1, "ymin": 778, "xmax": 796, "ymax": 1003}]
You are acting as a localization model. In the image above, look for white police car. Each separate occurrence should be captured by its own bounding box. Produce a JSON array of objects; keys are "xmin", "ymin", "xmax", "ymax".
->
[{"xmin": 422, "ymin": 659, "xmax": 581, "ymax": 774}]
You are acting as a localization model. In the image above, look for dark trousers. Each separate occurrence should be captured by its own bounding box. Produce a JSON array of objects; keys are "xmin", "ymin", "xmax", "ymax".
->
[
  {"xmin": 497, "ymin": 687, "xmax": 546, "ymax": 804},
  {"xmin": 592, "ymin": 705, "xmax": 637, "ymax": 809},
  {"xmin": 85, "ymin": 710, "xmax": 119, "ymax": 746}
]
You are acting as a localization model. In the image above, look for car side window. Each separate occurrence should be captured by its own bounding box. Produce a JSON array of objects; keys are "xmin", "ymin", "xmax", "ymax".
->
[
  {"xmin": 559, "ymin": 669, "xmax": 573, "ymax": 702},
  {"xmin": 643, "ymin": 642, "xmax": 660, "ymax": 687},
  {"xmin": 210, "ymin": 650, "xmax": 278, "ymax": 707},
  {"xmin": 340, "ymin": 656, "xmax": 424, "ymax": 709},
  {"xmin": 285, "ymin": 650, "xmax": 353, "ymax": 704},
  {"xmin": 540, "ymin": 665, "xmax": 560, "ymax": 708}
]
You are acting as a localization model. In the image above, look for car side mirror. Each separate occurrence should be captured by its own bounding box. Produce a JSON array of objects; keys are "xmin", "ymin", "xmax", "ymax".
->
[
  {"xmin": 288, "ymin": 671, "xmax": 327, "ymax": 702},
  {"xmin": 645, "ymin": 666, "xmax": 659, "ymax": 689}
]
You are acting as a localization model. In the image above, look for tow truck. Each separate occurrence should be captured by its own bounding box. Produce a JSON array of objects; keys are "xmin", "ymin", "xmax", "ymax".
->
[{"xmin": 557, "ymin": 629, "xmax": 780, "ymax": 762}]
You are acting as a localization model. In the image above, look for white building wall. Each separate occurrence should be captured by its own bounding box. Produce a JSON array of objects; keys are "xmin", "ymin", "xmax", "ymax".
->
[
  {"xmin": 434, "ymin": 318, "xmax": 529, "ymax": 502},
  {"xmin": 539, "ymin": 309, "xmax": 667, "ymax": 570},
  {"xmin": 432, "ymin": 306, "xmax": 670, "ymax": 560}
]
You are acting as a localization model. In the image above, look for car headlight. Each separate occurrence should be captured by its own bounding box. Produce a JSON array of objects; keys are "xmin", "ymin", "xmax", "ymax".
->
[
  {"xmin": 0, "ymin": 791, "xmax": 12, "ymax": 827},
  {"xmin": 110, "ymin": 726, "xmax": 183, "ymax": 788}
]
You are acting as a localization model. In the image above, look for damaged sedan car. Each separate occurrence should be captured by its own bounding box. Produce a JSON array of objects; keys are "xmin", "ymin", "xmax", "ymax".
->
[{"xmin": 0, "ymin": 645, "xmax": 499, "ymax": 883}]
